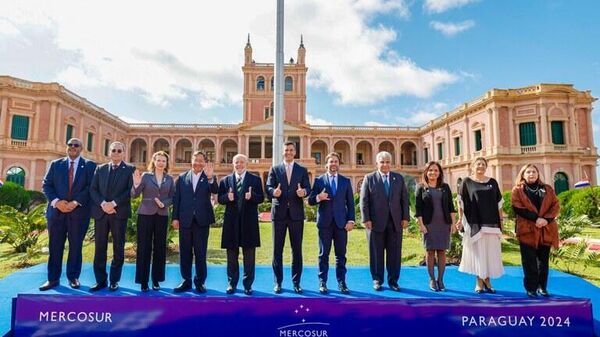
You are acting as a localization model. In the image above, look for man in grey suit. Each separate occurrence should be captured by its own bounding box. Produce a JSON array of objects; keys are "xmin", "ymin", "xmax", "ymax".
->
[{"xmin": 360, "ymin": 151, "xmax": 409, "ymax": 291}]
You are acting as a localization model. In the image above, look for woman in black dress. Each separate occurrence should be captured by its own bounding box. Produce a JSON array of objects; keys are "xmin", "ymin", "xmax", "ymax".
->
[{"xmin": 416, "ymin": 161, "xmax": 456, "ymax": 291}]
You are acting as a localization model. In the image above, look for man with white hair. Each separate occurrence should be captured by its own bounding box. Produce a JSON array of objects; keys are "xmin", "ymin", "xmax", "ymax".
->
[
  {"xmin": 360, "ymin": 151, "xmax": 410, "ymax": 291},
  {"xmin": 217, "ymin": 154, "xmax": 264, "ymax": 295}
]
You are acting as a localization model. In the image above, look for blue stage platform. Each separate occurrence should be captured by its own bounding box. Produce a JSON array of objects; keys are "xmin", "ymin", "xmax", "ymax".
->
[{"xmin": 1, "ymin": 264, "xmax": 599, "ymax": 336}]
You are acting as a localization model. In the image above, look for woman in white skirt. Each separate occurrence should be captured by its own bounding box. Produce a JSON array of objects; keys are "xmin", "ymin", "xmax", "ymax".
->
[{"xmin": 455, "ymin": 157, "xmax": 504, "ymax": 293}]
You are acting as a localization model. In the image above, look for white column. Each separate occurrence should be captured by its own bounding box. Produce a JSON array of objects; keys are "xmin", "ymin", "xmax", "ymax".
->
[
  {"xmin": 539, "ymin": 104, "xmax": 548, "ymax": 147},
  {"xmin": 29, "ymin": 160, "xmax": 37, "ymax": 190},
  {"xmin": 508, "ymin": 107, "xmax": 515, "ymax": 152},
  {"xmin": 261, "ymin": 136, "xmax": 265, "ymax": 159},
  {"xmin": 568, "ymin": 104, "xmax": 579, "ymax": 146},
  {"xmin": 0, "ymin": 97, "xmax": 8, "ymax": 137},
  {"xmin": 464, "ymin": 116, "xmax": 471, "ymax": 161},
  {"xmin": 48, "ymin": 102, "xmax": 57, "ymax": 141},
  {"xmin": 32, "ymin": 102, "xmax": 40, "ymax": 142}
]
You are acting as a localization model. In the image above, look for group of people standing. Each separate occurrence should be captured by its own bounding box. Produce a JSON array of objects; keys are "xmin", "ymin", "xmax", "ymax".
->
[
  {"xmin": 39, "ymin": 138, "xmax": 560, "ymax": 298},
  {"xmin": 415, "ymin": 157, "xmax": 560, "ymax": 297}
]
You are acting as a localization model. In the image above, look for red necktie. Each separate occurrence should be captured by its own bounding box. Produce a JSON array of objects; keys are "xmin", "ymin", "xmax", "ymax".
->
[{"xmin": 68, "ymin": 161, "xmax": 74, "ymax": 198}]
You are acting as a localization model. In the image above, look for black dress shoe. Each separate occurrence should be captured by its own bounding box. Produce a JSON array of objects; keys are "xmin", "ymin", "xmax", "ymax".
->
[
  {"xmin": 69, "ymin": 279, "xmax": 80, "ymax": 289},
  {"xmin": 319, "ymin": 282, "xmax": 328, "ymax": 294},
  {"xmin": 39, "ymin": 280, "xmax": 59, "ymax": 291},
  {"xmin": 389, "ymin": 283, "xmax": 401, "ymax": 292},
  {"xmin": 152, "ymin": 281, "xmax": 160, "ymax": 291},
  {"xmin": 195, "ymin": 284, "xmax": 207, "ymax": 293},
  {"xmin": 373, "ymin": 282, "xmax": 383, "ymax": 291},
  {"xmin": 293, "ymin": 284, "xmax": 303, "ymax": 294},
  {"xmin": 109, "ymin": 282, "xmax": 119, "ymax": 291},
  {"xmin": 527, "ymin": 290, "xmax": 538, "ymax": 298},
  {"xmin": 90, "ymin": 282, "xmax": 107, "ymax": 292},
  {"xmin": 226, "ymin": 285, "xmax": 236, "ymax": 294},
  {"xmin": 174, "ymin": 280, "xmax": 192, "ymax": 293},
  {"xmin": 338, "ymin": 282, "xmax": 350, "ymax": 294},
  {"xmin": 483, "ymin": 283, "xmax": 496, "ymax": 294},
  {"xmin": 244, "ymin": 288, "xmax": 253, "ymax": 295},
  {"xmin": 537, "ymin": 288, "xmax": 549, "ymax": 297},
  {"xmin": 273, "ymin": 283, "xmax": 282, "ymax": 294},
  {"xmin": 141, "ymin": 283, "xmax": 149, "ymax": 292}
]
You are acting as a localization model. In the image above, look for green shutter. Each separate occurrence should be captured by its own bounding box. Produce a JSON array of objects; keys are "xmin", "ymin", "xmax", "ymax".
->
[
  {"xmin": 554, "ymin": 172, "xmax": 569, "ymax": 195},
  {"xmin": 104, "ymin": 139, "xmax": 110, "ymax": 156},
  {"xmin": 454, "ymin": 137, "xmax": 461, "ymax": 156},
  {"xmin": 474, "ymin": 130, "xmax": 482, "ymax": 151},
  {"xmin": 424, "ymin": 148, "xmax": 429, "ymax": 163},
  {"xmin": 87, "ymin": 133, "xmax": 93, "ymax": 152},
  {"xmin": 437, "ymin": 143, "xmax": 443, "ymax": 160},
  {"xmin": 66, "ymin": 124, "xmax": 74, "ymax": 144},
  {"xmin": 11, "ymin": 115, "xmax": 29, "ymax": 140},
  {"xmin": 6, "ymin": 167, "xmax": 25, "ymax": 187},
  {"xmin": 519, "ymin": 122, "xmax": 537, "ymax": 146},
  {"xmin": 551, "ymin": 121, "xmax": 565, "ymax": 145}
]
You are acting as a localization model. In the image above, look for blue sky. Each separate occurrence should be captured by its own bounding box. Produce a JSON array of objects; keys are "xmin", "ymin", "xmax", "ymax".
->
[{"xmin": 1, "ymin": 0, "xmax": 599, "ymax": 142}]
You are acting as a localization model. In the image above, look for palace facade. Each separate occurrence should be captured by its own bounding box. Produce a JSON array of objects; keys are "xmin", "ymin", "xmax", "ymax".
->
[{"xmin": 0, "ymin": 39, "xmax": 597, "ymax": 194}]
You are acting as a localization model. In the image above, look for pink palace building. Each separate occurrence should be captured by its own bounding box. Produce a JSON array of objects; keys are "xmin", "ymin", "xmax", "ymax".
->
[{"xmin": 0, "ymin": 38, "xmax": 597, "ymax": 194}]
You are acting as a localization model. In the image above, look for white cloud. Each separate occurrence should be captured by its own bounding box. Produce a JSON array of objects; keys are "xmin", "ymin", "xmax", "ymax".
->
[
  {"xmin": 395, "ymin": 101, "xmax": 449, "ymax": 126},
  {"xmin": 430, "ymin": 20, "xmax": 475, "ymax": 37},
  {"xmin": 365, "ymin": 121, "xmax": 391, "ymax": 126},
  {"xmin": 118, "ymin": 115, "xmax": 150, "ymax": 124},
  {"xmin": 424, "ymin": 0, "xmax": 477, "ymax": 13},
  {"xmin": 0, "ymin": 0, "xmax": 458, "ymax": 112},
  {"xmin": 307, "ymin": 114, "xmax": 333, "ymax": 125}
]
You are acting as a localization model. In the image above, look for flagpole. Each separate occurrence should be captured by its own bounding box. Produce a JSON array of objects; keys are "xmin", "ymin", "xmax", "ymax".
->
[{"xmin": 273, "ymin": 0, "xmax": 284, "ymax": 166}]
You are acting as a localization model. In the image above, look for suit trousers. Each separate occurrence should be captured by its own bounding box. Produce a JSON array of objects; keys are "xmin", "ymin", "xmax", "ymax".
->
[
  {"xmin": 135, "ymin": 214, "xmax": 168, "ymax": 284},
  {"xmin": 227, "ymin": 247, "xmax": 256, "ymax": 289},
  {"xmin": 369, "ymin": 218, "xmax": 403, "ymax": 285},
  {"xmin": 318, "ymin": 221, "xmax": 348, "ymax": 284},
  {"xmin": 179, "ymin": 218, "xmax": 210, "ymax": 285},
  {"xmin": 47, "ymin": 214, "xmax": 85, "ymax": 282},
  {"xmin": 519, "ymin": 242, "xmax": 551, "ymax": 292},
  {"xmin": 93, "ymin": 214, "xmax": 127, "ymax": 283},
  {"xmin": 272, "ymin": 215, "xmax": 304, "ymax": 285}
]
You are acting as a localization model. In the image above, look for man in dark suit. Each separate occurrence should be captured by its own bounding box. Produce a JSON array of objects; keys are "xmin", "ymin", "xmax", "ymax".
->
[
  {"xmin": 40, "ymin": 138, "xmax": 96, "ymax": 291},
  {"xmin": 172, "ymin": 151, "xmax": 218, "ymax": 293},
  {"xmin": 89, "ymin": 141, "xmax": 135, "ymax": 292},
  {"xmin": 308, "ymin": 152, "xmax": 355, "ymax": 294},
  {"xmin": 360, "ymin": 151, "xmax": 409, "ymax": 292},
  {"xmin": 218, "ymin": 154, "xmax": 264, "ymax": 295},
  {"xmin": 266, "ymin": 141, "xmax": 311, "ymax": 294}
]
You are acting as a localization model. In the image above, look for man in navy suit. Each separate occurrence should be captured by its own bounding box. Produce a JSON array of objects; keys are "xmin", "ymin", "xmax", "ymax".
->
[
  {"xmin": 89, "ymin": 141, "xmax": 135, "ymax": 292},
  {"xmin": 172, "ymin": 151, "xmax": 218, "ymax": 293},
  {"xmin": 218, "ymin": 154, "xmax": 264, "ymax": 295},
  {"xmin": 360, "ymin": 151, "xmax": 409, "ymax": 292},
  {"xmin": 40, "ymin": 138, "xmax": 96, "ymax": 291},
  {"xmin": 266, "ymin": 141, "xmax": 311, "ymax": 294},
  {"xmin": 308, "ymin": 152, "xmax": 355, "ymax": 294}
]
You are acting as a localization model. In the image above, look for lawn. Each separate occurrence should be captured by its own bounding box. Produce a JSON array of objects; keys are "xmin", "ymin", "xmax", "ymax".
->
[{"xmin": 1, "ymin": 222, "xmax": 599, "ymax": 286}]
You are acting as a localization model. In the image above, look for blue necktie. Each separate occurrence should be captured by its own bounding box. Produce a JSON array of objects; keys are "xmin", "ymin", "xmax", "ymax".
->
[
  {"xmin": 383, "ymin": 175, "xmax": 390, "ymax": 198},
  {"xmin": 330, "ymin": 175, "xmax": 337, "ymax": 197}
]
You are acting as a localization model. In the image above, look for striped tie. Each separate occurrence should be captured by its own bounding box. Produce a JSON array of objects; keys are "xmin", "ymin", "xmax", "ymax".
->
[{"xmin": 236, "ymin": 176, "xmax": 243, "ymax": 198}]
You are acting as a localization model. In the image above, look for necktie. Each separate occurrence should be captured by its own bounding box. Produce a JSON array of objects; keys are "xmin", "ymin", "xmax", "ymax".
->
[
  {"xmin": 236, "ymin": 176, "xmax": 243, "ymax": 198},
  {"xmin": 286, "ymin": 164, "xmax": 292, "ymax": 184},
  {"xmin": 383, "ymin": 174, "xmax": 390, "ymax": 198},
  {"xmin": 112, "ymin": 164, "xmax": 118, "ymax": 171},
  {"xmin": 68, "ymin": 161, "xmax": 74, "ymax": 198},
  {"xmin": 330, "ymin": 175, "xmax": 337, "ymax": 197}
]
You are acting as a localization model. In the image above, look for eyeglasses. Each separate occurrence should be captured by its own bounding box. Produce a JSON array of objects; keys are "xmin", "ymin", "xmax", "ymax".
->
[
  {"xmin": 111, "ymin": 149, "xmax": 123, "ymax": 153},
  {"xmin": 67, "ymin": 143, "xmax": 81, "ymax": 148}
]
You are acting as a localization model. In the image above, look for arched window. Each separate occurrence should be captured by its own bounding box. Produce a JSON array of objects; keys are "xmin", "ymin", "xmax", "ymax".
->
[
  {"xmin": 256, "ymin": 76, "xmax": 265, "ymax": 91},
  {"xmin": 270, "ymin": 77, "xmax": 274, "ymax": 90},
  {"xmin": 554, "ymin": 172, "xmax": 569, "ymax": 195},
  {"xmin": 285, "ymin": 76, "xmax": 293, "ymax": 91},
  {"xmin": 6, "ymin": 166, "xmax": 25, "ymax": 187},
  {"xmin": 264, "ymin": 102, "xmax": 274, "ymax": 119}
]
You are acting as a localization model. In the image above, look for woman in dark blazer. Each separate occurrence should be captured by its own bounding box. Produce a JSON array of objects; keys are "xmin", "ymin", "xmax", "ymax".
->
[
  {"xmin": 511, "ymin": 164, "xmax": 559, "ymax": 297},
  {"xmin": 415, "ymin": 161, "xmax": 456, "ymax": 291},
  {"xmin": 131, "ymin": 151, "xmax": 175, "ymax": 292}
]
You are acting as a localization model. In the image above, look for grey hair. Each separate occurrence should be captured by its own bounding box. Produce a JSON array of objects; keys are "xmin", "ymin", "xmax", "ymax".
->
[{"xmin": 376, "ymin": 151, "xmax": 392, "ymax": 162}]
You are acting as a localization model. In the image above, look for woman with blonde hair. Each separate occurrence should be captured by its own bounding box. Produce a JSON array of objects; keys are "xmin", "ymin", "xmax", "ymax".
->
[
  {"xmin": 415, "ymin": 161, "xmax": 456, "ymax": 291},
  {"xmin": 511, "ymin": 164, "xmax": 560, "ymax": 297},
  {"xmin": 455, "ymin": 157, "xmax": 504, "ymax": 293},
  {"xmin": 131, "ymin": 151, "xmax": 175, "ymax": 292}
]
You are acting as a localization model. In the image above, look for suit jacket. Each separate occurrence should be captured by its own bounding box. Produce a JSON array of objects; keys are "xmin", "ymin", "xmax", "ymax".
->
[
  {"xmin": 131, "ymin": 172, "xmax": 175, "ymax": 216},
  {"xmin": 266, "ymin": 162, "xmax": 311, "ymax": 222},
  {"xmin": 172, "ymin": 170, "xmax": 218, "ymax": 228},
  {"xmin": 360, "ymin": 171, "xmax": 410, "ymax": 232},
  {"xmin": 308, "ymin": 173, "xmax": 355, "ymax": 229},
  {"xmin": 42, "ymin": 156, "xmax": 97, "ymax": 221},
  {"xmin": 218, "ymin": 172, "xmax": 265, "ymax": 248},
  {"xmin": 90, "ymin": 162, "xmax": 135, "ymax": 220},
  {"xmin": 415, "ymin": 183, "xmax": 456, "ymax": 225}
]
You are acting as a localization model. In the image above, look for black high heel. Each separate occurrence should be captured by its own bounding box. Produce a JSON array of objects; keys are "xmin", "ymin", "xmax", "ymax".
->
[
  {"xmin": 437, "ymin": 280, "xmax": 446, "ymax": 292},
  {"xmin": 429, "ymin": 279, "xmax": 439, "ymax": 292},
  {"xmin": 483, "ymin": 279, "xmax": 496, "ymax": 294}
]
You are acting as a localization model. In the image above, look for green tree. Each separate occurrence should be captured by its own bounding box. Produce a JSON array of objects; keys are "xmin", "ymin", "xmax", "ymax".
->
[{"xmin": 0, "ymin": 181, "xmax": 30, "ymax": 211}]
